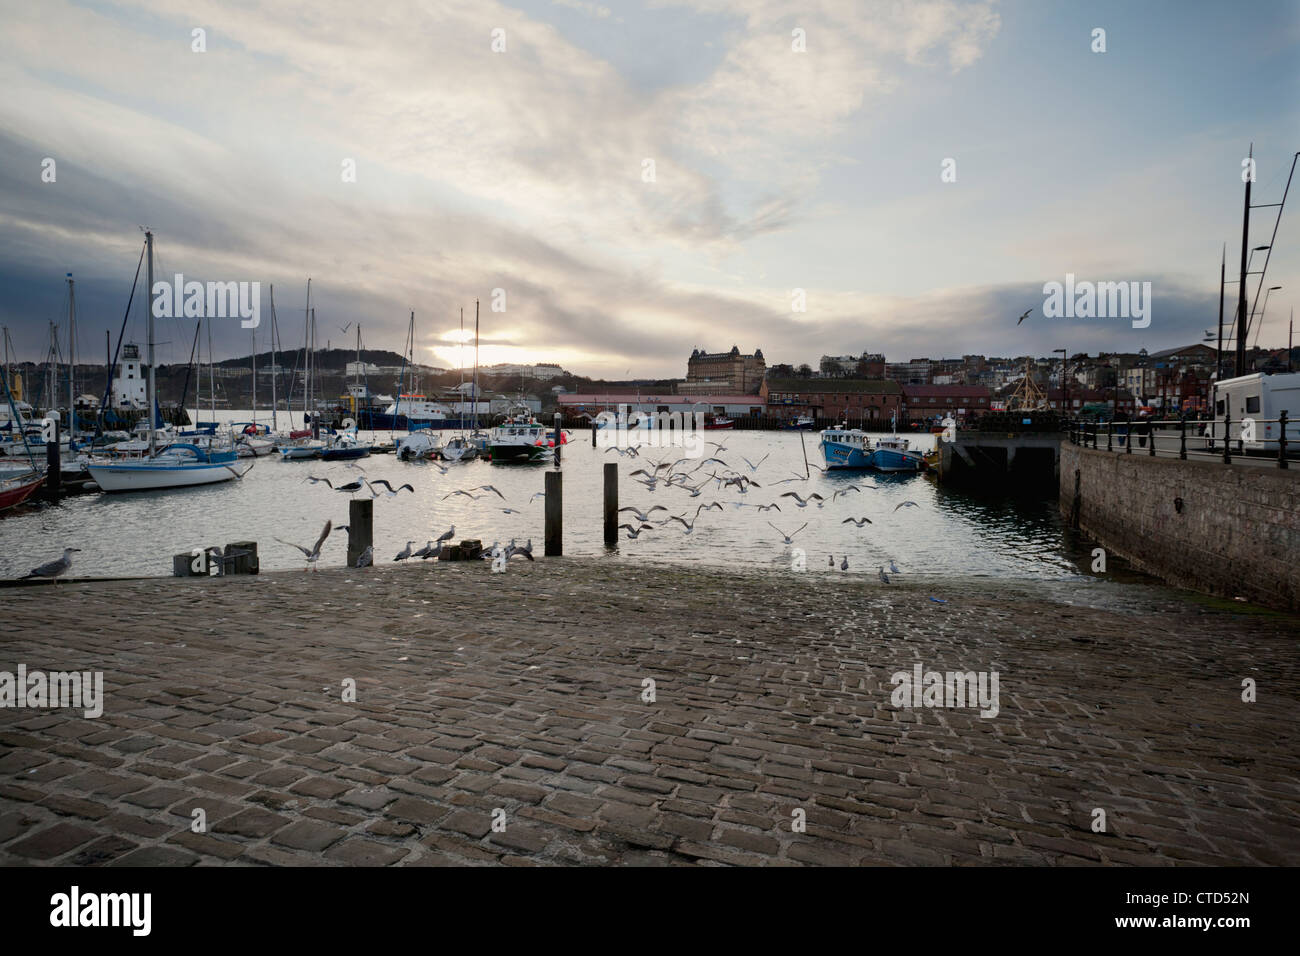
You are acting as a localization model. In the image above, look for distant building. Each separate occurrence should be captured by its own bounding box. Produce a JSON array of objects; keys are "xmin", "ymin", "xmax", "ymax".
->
[
  {"xmin": 819, "ymin": 353, "xmax": 885, "ymax": 378},
  {"xmin": 762, "ymin": 378, "xmax": 903, "ymax": 421},
  {"xmin": 901, "ymin": 385, "xmax": 993, "ymax": 419},
  {"xmin": 557, "ymin": 393, "xmax": 766, "ymax": 418},
  {"xmin": 681, "ymin": 346, "xmax": 765, "ymax": 395},
  {"xmin": 485, "ymin": 363, "xmax": 566, "ymax": 380}
]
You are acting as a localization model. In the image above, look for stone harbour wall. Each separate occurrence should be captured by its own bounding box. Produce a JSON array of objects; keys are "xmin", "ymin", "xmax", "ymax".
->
[{"xmin": 1060, "ymin": 443, "xmax": 1300, "ymax": 612}]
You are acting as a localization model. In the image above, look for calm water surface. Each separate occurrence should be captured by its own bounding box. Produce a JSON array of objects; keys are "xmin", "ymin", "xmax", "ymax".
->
[{"xmin": 3, "ymin": 423, "xmax": 1118, "ymax": 588}]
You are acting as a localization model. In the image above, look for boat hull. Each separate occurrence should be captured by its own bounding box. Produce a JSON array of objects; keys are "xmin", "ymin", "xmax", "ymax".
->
[
  {"xmin": 868, "ymin": 447, "xmax": 925, "ymax": 472},
  {"xmin": 820, "ymin": 440, "xmax": 873, "ymax": 470},
  {"xmin": 320, "ymin": 446, "xmax": 371, "ymax": 461},
  {"xmin": 0, "ymin": 473, "xmax": 45, "ymax": 511},
  {"xmin": 489, "ymin": 444, "xmax": 550, "ymax": 463},
  {"xmin": 86, "ymin": 460, "xmax": 247, "ymax": 492}
]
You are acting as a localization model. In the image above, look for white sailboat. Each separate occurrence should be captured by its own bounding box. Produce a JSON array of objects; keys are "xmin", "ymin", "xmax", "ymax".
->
[{"xmin": 86, "ymin": 231, "xmax": 253, "ymax": 492}]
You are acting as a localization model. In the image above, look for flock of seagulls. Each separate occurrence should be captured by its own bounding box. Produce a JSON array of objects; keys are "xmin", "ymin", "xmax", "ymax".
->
[{"xmin": 20, "ymin": 441, "xmax": 925, "ymax": 582}]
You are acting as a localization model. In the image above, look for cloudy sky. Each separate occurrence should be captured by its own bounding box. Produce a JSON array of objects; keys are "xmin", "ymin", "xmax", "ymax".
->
[{"xmin": 1, "ymin": 0, "xmax": 1297, "ymax": 379}]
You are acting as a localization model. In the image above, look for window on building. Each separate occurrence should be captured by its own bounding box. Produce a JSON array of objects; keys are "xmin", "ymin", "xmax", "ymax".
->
[{"xmin": 1245, "ymin": 396, "xmax": 1260, "ymax": 414}]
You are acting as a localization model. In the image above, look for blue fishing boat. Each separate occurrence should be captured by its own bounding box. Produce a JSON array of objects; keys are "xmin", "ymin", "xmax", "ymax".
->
[
  {"xmin": 819, "ymin": 427, "xmax": 872, "ymax": 469},
  {"xmin": 867, "ymin": 435, "xmax": 925, "ymax": 473}
]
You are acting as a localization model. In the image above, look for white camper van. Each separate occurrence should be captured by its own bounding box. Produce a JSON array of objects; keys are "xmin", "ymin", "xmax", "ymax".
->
[{"xmin": 1204, "ymin": 372, "xmax": 1300, "ymax": 453}]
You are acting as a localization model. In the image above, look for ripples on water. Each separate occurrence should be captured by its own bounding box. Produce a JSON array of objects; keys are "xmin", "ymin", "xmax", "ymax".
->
[{"xmin": 2, "ymin": 425, "xmax": 1107, "ymax": 583}]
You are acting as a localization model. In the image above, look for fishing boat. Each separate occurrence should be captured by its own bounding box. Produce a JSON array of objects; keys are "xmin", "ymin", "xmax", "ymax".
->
[
  {"xmin": 782, "ymin": 415, "xmax": 816, "ymax": 431},
  {"xmin": 867, "ymin": 434, "xmax": 925, "ymax": 473},
  {"xmin": 0, "ymin": 471, "xmax": 44, "ymax": 512},
  {"xmin": 819, "ymin": 426, "xmax": 873, "ymax": 469},
  {"xmin": 487, "ymin": 405, "xmax": 555, "ymax": 463},
  {"xmin": 85, "ymin": 232, "xmax": 253, "ymax": 492},
  {"xmin": 704, "ymin": 415, "xmax": 735, "ymax": 430}
]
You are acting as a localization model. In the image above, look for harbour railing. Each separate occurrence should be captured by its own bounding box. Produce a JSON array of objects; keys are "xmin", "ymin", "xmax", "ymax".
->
[{"xmin": 1067, "ymin": 413, "xmax": 1296, "ymax": 469}]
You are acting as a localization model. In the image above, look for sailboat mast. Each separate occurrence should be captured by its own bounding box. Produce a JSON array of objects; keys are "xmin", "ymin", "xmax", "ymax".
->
[
  {"xmin": 473, "ymin": 298, "xmax": 480, "ymax": 433},
  {"xmin": 269, "ymin": 285, "xmax": 279, "ymax": 433},
  {"xmin": 459, "ymin": 307, "xmax": 464, "ymax": 432},
  {"xmin": 145, "ymin": 231, "xmax": 156, "ymax": 457},
  {"xmin": 251, "ymin": 322, "xmax": 257, "ymax": 427},
  {"xmin": 303, "ymin": 278, "xmax": 312, "ymax": 427},
  {"xmin": 67, "ymin": 273, "xmax": 76, "ymax": 438},
  {"xmin": 208, "ymin": 318, "xmax": 215, "ymax": 428}
]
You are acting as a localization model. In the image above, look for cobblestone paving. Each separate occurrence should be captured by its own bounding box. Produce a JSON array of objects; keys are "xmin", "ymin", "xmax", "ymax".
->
[{"xmin": 2, "ymin": 561, "xmax": 1298, "ymax": 866}]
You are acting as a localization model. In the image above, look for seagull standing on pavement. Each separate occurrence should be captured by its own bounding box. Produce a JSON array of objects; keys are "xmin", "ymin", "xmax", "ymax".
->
[
  {"xmin": 393, "ymin": 541, "xmax": 416, "ymax": 561},
  {"xmin": 21, "ymin": 548, "xmax": 81, "ymax": 582},
  {"xmin": 354, "ymin": 546, "xmax": 374, "ymax": 568}
]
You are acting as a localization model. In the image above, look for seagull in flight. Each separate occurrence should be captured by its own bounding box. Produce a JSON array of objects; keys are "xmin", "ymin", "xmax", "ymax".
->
[
  {"xmin": 442, "ymin": 489, "xmax": 485, "ymax": 500},
  {"xmin": 766, "ymin": 521, "xmax": 808, "ymax": 544},
  {"xmin": 740, "ymin": 453, "xmax": 769, "ymax": 472},
  {"xmin": 780, "ymin": 491, "xmax": 824, "ymax": 508},
  {"xmin": 21, "ymin": 548, "xmax": 80, "ymax": 581},
  {"xmin": 618, "ymin": 523, "xmax": 653, "ymax": 539},
  {"xmin": 339, "ymin": 323, "xmax": 353, "ymax": 334},
  {"xmin": 367, "ymin": 479, "xmax": 414, "ymax": 497},
  {"xmin": 529, "ymin": 492, "xmax": 546, "ymax": 503},
  {"xmin": 1016, "ymin": 308, "xmax": 1032, "ymax": 325},
  {"xmin": 604, "ymin": 446, "xmax": 640, "ymax": 457},
  {"xmin": 275, "ymin": 521, "xmax": 332, "ymax": 572},
  {"xmin": 831, "ymin": 485, "xmax": 863, "ymax": 501},
  {"xmin": 475, "ymin": 484, "xmax": 506, "ymax": 499},
  {"xmin": 894, "ymin": 500, "xmax": 920, "ymax": 511},
  {"xmin": 619, "ymin": 505, "xmax": 667, "ymax": 523},
  {"xmin": 841, "ymin": 517, "xmax": 873, "ymax": 526}
]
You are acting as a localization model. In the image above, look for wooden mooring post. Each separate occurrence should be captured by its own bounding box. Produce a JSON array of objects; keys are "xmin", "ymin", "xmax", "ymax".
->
[
  {"xmin": 545, "ymin": 470, "xmax": 562, "ymax": 556},
  {"xmin": 43, "ymin": 420, "xmax": 61, "ymax": 500},
  {"xmin": 604, "ymin": 462, "xmax": 618, "ymax": 546},
  {"xmin": 348, "ymin": 498, "xmax": 373, "ymax": 568}
]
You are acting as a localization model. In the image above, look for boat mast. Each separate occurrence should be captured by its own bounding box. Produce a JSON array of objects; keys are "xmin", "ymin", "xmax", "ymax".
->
[
  {"xmin": 310, "ymin": 307, "xmax": 317, "ymax": 437},
  {"xmin": 473, "ymin": 298, "xmax": 480, "ymax": 433},
  {"xmin": 303, "ymin": 278, "xmax": 311, "ymax": 428},
  {"xmin": 209, "ymin": 318, "xmax": 215, "ymax": 429},
  {"xmin": 465, "ymin": 310, "xmax": 470, "ymax": 434},
  {"xmin": 66, "ymin": 273, "xmax": 76, "ymax": 439},
  {"xmin": 251, "ymin": 320, "xmax": 257, "ymax": 427},
  {"xmin": 269, "ymin": 284, "xmax": 278, "ymax": 433},
  {"xmin": 145, "ymin": 230, "xmax": 156, "ymax": 458}
]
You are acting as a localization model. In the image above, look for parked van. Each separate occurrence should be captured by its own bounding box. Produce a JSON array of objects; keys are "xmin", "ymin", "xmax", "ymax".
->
[{"xmin": 1203, "ymin": 372, "xmax": 1300, "ymax": 453}]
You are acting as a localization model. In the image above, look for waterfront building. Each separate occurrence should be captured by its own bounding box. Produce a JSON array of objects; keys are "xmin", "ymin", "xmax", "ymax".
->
[
  {"xmin": 761, "ymin": 377, "xmax": 903, "ymax": 421},
  {"xmin": 557, "ymin": 392, "xmax": 765, "ymax": 418},
  {"xmin": 681, "ymin": 346, "xmax": 765, "ymax": 395},
  {"xmin": 901, "ymin": 385, "xmax": 993, "ymax": 420}
]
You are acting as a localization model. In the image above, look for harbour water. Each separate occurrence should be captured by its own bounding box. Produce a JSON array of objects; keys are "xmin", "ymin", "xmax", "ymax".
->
[{"xmin": 4, "ymin": 420, "xmax": 1135, "ymax": 588}]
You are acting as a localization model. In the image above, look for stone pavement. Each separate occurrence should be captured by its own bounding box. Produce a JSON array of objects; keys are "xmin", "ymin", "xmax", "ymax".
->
[{"xmin": 2, "ymin": 561, "xmax": 1298, "ymax": 866}]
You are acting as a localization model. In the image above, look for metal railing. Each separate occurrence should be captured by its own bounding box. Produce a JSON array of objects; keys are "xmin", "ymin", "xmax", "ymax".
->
[{"xmin": 1067, "ymin": 412, "xmax": 1294, "ymax": 469}]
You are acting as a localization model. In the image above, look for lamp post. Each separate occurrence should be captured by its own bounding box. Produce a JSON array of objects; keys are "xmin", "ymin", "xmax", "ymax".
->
[
  {"xmin": 1053, "ymin": 348, "xmax": 1067, "ymax": 417},
  {"xmin": 1251, "ymin": 286, "xmax": 1283, "ymax": 352}
]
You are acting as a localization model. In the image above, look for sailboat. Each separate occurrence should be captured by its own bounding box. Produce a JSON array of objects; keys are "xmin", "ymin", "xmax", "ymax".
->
[{"xmin": 86, "ymin": 231, "xmax": 254, "ymax": 492}]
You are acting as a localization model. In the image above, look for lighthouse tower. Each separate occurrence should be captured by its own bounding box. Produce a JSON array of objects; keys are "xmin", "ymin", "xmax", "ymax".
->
[{"xmin": 113, "ymin": 343, "xmax": 148, "ymax": 409}]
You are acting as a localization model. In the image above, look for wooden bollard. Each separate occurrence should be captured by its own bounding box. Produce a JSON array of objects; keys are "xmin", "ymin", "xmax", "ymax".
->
[
  {"xmin": 224, "ymin": 541, "xmax": 259, "ymax": 574},
  {"xmin": 604, "ymin": 462, "xmax": 617, "ymax": 546},
  {"xmin": 348, "ymin": 498, "xmax": 373, "ymax": 568},
  {"xmin": 553, "ymin": 413, "xmax": 562, "ymax": 464},
  {"xmin": 545, "ymin": 470, "xmax": 562, "ymax": 556}
]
